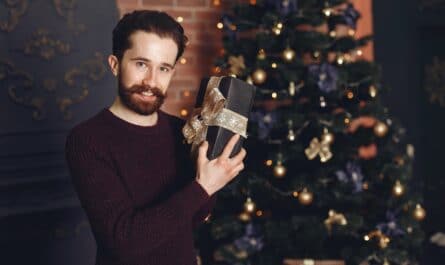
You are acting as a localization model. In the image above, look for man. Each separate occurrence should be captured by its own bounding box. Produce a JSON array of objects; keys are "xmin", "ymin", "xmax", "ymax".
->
[{"xmin": 65, "ymin": 10, "xmax": 246, "ymax": 265}]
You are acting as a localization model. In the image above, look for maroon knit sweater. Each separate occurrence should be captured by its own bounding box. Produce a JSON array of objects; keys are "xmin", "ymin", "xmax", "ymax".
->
[{"xmin": 65, "ymin": 109, "xmax": 216, "ymax": 265}]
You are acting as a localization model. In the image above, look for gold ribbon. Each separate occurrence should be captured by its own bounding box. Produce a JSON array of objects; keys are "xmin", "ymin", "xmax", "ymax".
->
[{"xmin": 182, "ymin": 76, "xmax": 248, "ymax": 151}]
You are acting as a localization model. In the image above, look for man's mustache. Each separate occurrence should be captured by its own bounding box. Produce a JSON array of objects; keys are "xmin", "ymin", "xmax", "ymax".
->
[{"xmin": 125, "ymin": 85, "xmax": 164, "ymax": 97}]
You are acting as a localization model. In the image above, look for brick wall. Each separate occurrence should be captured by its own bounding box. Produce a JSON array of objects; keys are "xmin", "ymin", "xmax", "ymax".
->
[{"xmin": 116, "ymin": 0, "xmax": 225, "ymax": 118}]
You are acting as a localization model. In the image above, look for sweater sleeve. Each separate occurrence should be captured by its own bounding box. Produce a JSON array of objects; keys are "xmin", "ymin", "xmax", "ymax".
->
[
  {"xmin": 192, "ymin": 194, "xmax": 217, "ymax": 229},
  {"xmin": 65, "ymin": 131, "xmax": 210, "ymax": 258}
]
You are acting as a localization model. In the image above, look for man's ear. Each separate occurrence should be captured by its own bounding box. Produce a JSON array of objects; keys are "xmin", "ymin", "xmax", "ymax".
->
[{"xmin": 108, "ymin": 55, "xmax": 119, "ymax": 76}]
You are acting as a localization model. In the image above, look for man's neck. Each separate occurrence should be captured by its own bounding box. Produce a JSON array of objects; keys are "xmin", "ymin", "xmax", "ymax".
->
[{"xmin": 109, "ymin": 97, "xmax": 158, "ymax": 127}]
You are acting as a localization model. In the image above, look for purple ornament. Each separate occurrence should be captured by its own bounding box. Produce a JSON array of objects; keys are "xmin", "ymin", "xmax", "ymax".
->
[
  {"xmin": 376, "ymin": 210, "xmax": 405, "ymax": 237},
  {"xmin": 341, "ymin": 3, "xmax": 361, "ymax": 29},
  {"xmin": 221, "ymin": 14, "xmax": 237, "ymax": 40},
  {"xmin": 265, "ymin": 0, "xmax": 298, "ymax": 16},
  {"xmin": 308, "ymin": 63, "xmax": 339, "ymax": 93},
  {"xmin": 335, "ymin": 161, "xmax": 364, "ymax": 193},
  {"xmin": 250, "ymin": 110, "xmax": 278, "ymax": 140},
  {"xmin": 234, "ymin": 223, "xmax": 264, "ymax": 253}
]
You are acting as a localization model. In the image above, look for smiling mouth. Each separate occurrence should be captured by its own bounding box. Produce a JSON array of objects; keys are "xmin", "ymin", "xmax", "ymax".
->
[{"xmin": 136, "ymin": 91, "xmax": 157, "ymax": 101}]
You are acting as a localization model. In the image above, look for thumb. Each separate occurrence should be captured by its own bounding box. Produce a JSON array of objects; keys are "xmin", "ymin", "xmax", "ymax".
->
[{"xmin": 197, "ymin": 141, "xmax": 209, "ymax": 165}]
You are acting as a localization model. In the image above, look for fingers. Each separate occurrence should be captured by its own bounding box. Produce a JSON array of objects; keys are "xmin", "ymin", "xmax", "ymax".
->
[
  {"xmin": 197, "ymin": 141, "xmax": 209, "ymax": 165},
  {"xmin": 230, "ymin": 148, "xmax": 246, "ymax": 165},
  {"xmin": 230, "ymin": 162, "xmax": 245, "ymax": 177},
  {"xmin": 220, "ymin": 134, "xmax": 240, "ymax": 160}
]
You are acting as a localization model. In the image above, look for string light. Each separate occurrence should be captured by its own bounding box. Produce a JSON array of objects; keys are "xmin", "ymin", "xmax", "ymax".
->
[
  {"xmin": 180, "ymin": 109, "xmax": 188, "ymax": 117},
  {"xmin": 182, "ymin": 90, "xmax": 191, "ymax": 97},
  {"xmin": 176, "ymin": 16, "xmax": 184, "ymax": 23},
  {"xmin": 179, "ymin": 57, "xmax": 187, "ymax": 64},
  {"xmin": 216, "ymin": 22, "xmax": 223, "ymax": 29},
  {"xmin": 271, "ymin": 92, "xmax": 278, "ymax": 99},
  {"xmin": 271, "ymin": 62, "xmax": 278, "ymax": 68}
]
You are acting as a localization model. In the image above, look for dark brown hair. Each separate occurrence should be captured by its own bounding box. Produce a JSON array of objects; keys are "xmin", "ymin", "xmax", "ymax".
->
[{"xmin": 112, "ymin": 10, "xmax": 188, "ymax": 62}]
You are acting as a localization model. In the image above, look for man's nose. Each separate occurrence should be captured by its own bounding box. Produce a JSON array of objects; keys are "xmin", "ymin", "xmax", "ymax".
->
[{"xmin": 142, "ymin": 68, "xmax": 156, "ymax": 87}]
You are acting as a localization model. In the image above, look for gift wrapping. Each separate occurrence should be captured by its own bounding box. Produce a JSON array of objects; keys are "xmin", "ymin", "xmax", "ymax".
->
[
  {"xmin": 183, "ymin": 76, "xmax": 256, "ymax": 160},
  {"xmin": 283, "ymin": 259, "xmax": 345, "ymax": 265}
]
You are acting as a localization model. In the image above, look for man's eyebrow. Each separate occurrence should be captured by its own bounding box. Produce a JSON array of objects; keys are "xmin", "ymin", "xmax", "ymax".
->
[{"xmin": 130, "ymin": 57, "xmax": 174, "ymax": 69}]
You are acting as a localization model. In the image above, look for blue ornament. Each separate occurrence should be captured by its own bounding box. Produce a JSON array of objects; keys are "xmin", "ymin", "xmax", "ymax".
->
[
  {"xmin": 265, "ymin": 0, "xmax": 298, "ymax": 16},
  {"xmin": 376, "ymin": 210, "xmax": 405, "ymax": 237},
  {"xmin": 221, "ymin": 14, "xmax": 237, "ymax": 41},
  {"xmin": 336, "ymin": 161, "xmax": 364, "ymax": 193},
  {"xmin": 234, "ymin": 223, "xmax": 264, "ymax": 253},
  {"xmin": 250, "ymin": 110, "xmax": 278, "ymax": 140},
  {"xmin": 308, "ymin": 63, "xmax": 339, "ymax": 93},
  {"xmin": 342, "ymin": 4, "xmax": 361, "ymax": 29}
]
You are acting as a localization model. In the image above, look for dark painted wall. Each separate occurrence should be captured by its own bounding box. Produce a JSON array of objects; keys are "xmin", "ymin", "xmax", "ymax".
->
[
  {"xmin": 1, "ymin": 1, "xmax": 119, "ymax": 264},
  {"xmin": 373, "ymin": 0, "xmax": 445, "ymax": 263}
]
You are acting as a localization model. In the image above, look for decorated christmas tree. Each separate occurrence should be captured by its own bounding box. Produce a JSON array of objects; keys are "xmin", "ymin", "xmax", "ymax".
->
[{"xmin": 194, "ymin": 1, "xmax": 425, "ymax": 265}]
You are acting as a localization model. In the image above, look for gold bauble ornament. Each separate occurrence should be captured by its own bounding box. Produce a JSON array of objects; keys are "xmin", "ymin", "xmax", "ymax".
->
[
  {"xmin": 287, "ymin": 129, "xmax": 296, "ymax": 141},
  {"xmin": 239, "ymin": 212, "xmax": 251, "ymax": 222},
  {"xmin": 413, "ymin": 204, "xmax": 426, "ymax": 221},
  {"xmin": 407, "ymin": 144, "xmax": 415, "ymax": 158},
  {"xmin": 298, "ymin": 188, "xmax": 313, "ymax": 205},
  {"xmin": 288, "ymin": 81, "xmax": 296, "ymax": 96},
  {"xmin": 374, "ymin": 121, "xmax": 389, "ymax": 137},
  {"xmin": 369, "ymin": 85, "xmax": 378, "ymax": 98},
  {"xmin": 273, "ymin": 161, "xmax": 287, "ymax": 178},
  {"xmin": 244, "ymin": 197, "xmax": 256, "ymax": 213},
  {"xmin": 392, "ymin": 180, "xmax": 404, "ymax": 197},
  {"xmin": 282, "ymin": 47, "xmax": 296, "ymax": 62},
  {"xmin": 252, "ymin": 68, "xmax": 267, "ymax": 85}
]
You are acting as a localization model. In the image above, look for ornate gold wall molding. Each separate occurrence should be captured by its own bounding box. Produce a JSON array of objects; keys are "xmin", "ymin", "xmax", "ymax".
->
[
  {"xmin": 0, "ymin": 60, "xmax": 46, "ymax": 120},
  {"xmin": 425, "ymin": 56, "xmax": 445, "ymax": 107},
  {"xmin": 22, "ymin": 28, "xmax": 71, "ymax": 60},
  {"xmin": 52, "ymin": 0, "xmax": 86, "ymax": 34},
  {"xmin": 1, "ymin": 53, "xmax": 107, "ymax": 120},
  {"xmin": 0, "ymin": 0, "xmax": 28, "ymax": 32},
  {"xmin": 58, "ymin": 52, "xmax": 107, "ymax": 120}
]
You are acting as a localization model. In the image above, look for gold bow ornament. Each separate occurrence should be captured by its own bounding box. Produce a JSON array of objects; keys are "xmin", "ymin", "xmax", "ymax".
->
[
  {"xmin": 304, "ymin": 136, "xmax": 333, "ymax": 163},
  {"xmin": 182, "ymin": 76, "xmax": 248, "ymax": 153},
  {"xmin": 324, "ymin": 209, "xmax": 348, "ymax": 234}
]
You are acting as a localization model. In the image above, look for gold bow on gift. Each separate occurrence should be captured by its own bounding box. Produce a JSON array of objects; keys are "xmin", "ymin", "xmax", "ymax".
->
[
  {"xmin": 304, "ymin": 137, "xmax": 333, "ymax": 163},
  {"xmin": 182, "ymin": 76, "xmax": 248, "ymax": 152}
]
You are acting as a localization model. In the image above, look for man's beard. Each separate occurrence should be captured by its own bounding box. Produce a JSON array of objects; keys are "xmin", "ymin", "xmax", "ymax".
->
[{"xmin": 118, "ymin": 77, "xmax": 166, "ymax": 116}]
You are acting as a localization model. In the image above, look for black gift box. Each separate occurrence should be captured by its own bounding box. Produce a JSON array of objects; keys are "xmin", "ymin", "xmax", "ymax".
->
[{"xmin": 193, "ymin": 76, "xmax": 256, "ymax": 160}]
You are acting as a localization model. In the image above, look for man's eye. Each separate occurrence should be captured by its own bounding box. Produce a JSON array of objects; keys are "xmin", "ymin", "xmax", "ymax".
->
[
  {"xmin": 160, "ymin": 66, "xmax": 171, "ymax": 73},
  {"xmin": 136, "ymin": 62, "xmax": 146, "ymax": 68}
]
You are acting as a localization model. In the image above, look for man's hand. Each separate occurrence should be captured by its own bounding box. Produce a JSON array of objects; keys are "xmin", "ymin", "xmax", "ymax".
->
[{"xmin": 195, "ymin": 134, "xmax": 247, "ymax": 196}]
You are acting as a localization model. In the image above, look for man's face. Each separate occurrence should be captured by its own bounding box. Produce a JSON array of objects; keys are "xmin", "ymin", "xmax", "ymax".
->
[{"xmin": 110, "ymin": 31, "xmax": 178, "ymax": 115}]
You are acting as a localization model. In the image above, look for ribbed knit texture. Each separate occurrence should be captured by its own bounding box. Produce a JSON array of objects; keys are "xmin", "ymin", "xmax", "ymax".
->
[{"xmin": 65, "ymin": 109, "xmax": 216, "ymax": 265}]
